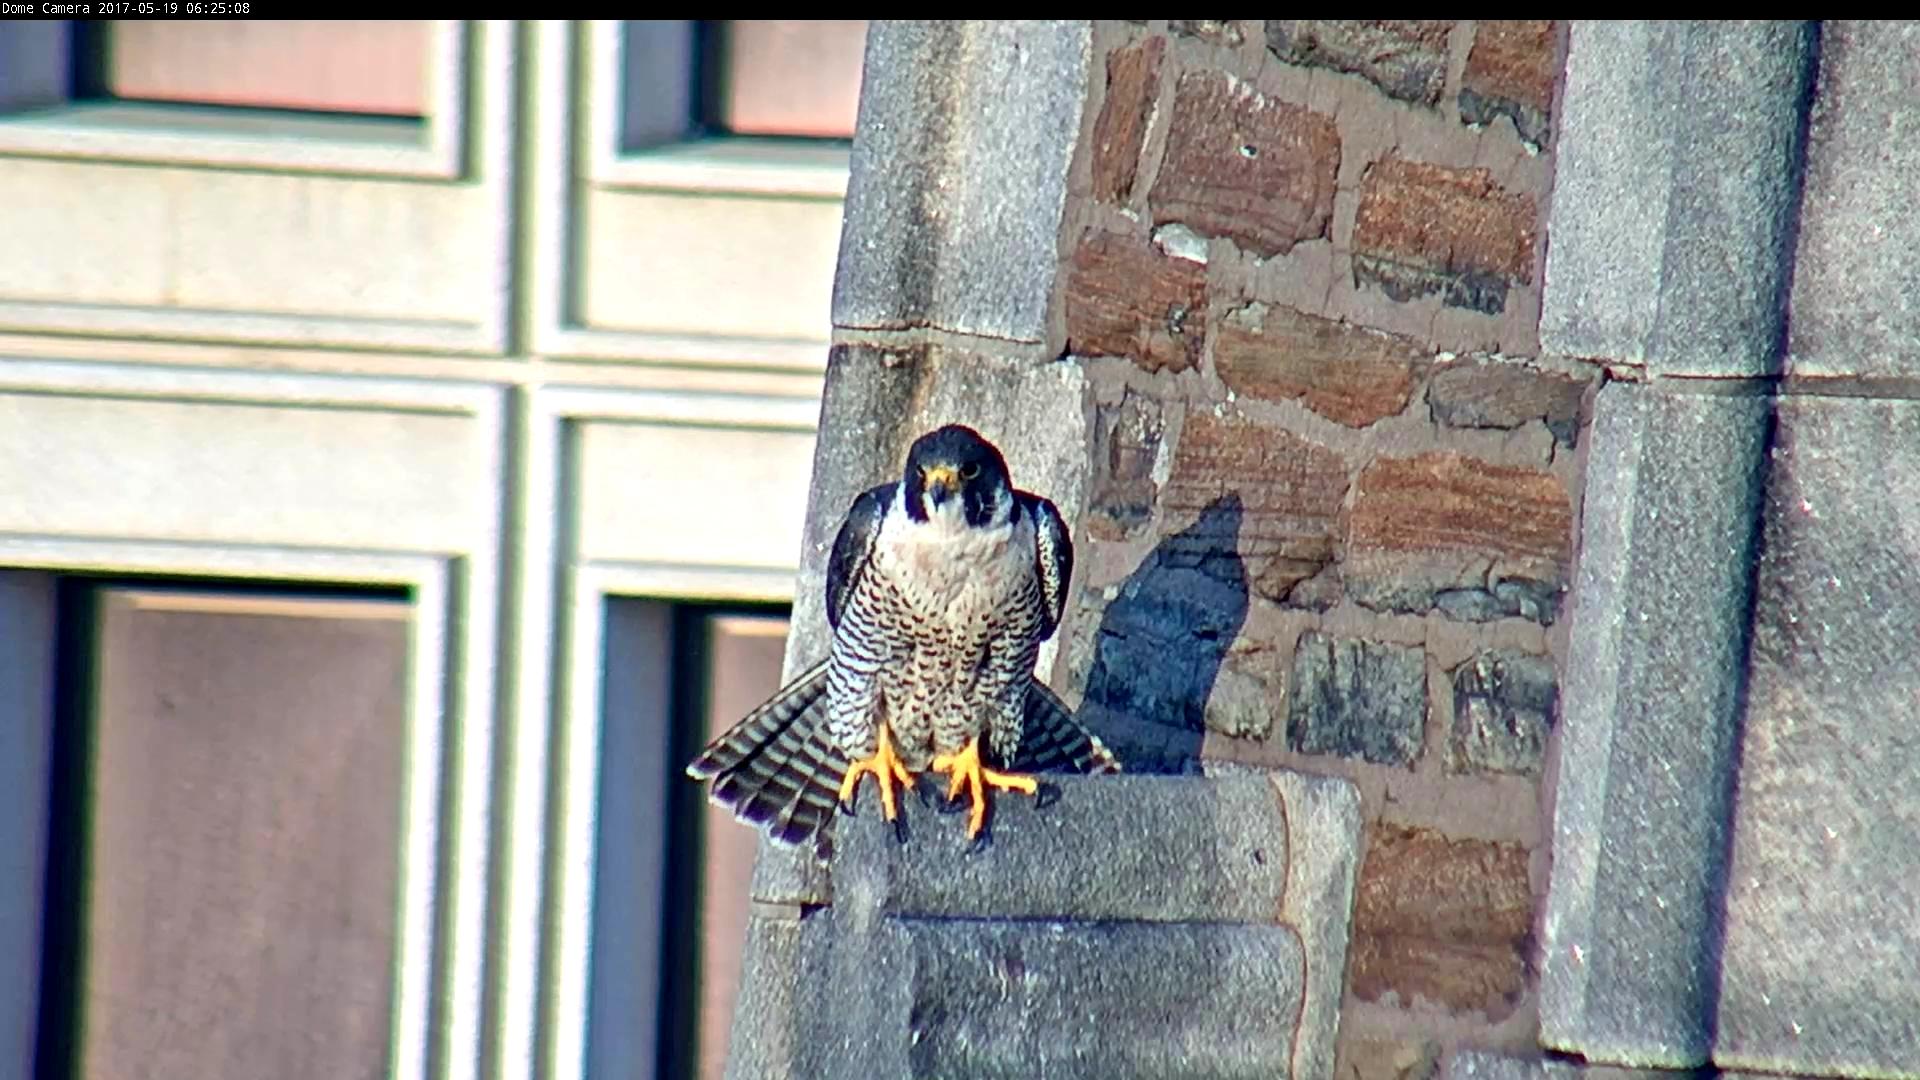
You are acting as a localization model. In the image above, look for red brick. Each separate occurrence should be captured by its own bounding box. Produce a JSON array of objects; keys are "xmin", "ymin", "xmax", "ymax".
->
[
  {"xmin": 1161, "ymin": 411, "xmax": 1349, "ymax": 604},
  {"xmin": 1065, "ymin": 230, "xmax": 1207, "ymax": 373},
  {"xmin": 1214, "ymin": 303, "xmax": 1425, "ymax": 428},
  {"xmin": 1461, "ymin": 23, "xmax": 1558, "ymax": 149},
  {"xmin": 1151, "ymin": 72, "xmax": 1340, "ymax": 259},
  {"xmin": 1265, "ymin": 20, "xmax": 1454, "ymax": 106},
  {"xmin": 1090, "ymin": 37, "xmax": 1165, "ymax": 206},
  {"xmin": 1350, "ymin": 824, "xmax": 1532, "ymax": 1018},
  {"xmin": 1345, "ymin": 451, "xmax": 1572, "ymax": 623},
  {"xmin": 1352, "ymin": 158, "xmax": 1539, "ymax": 314},
  {"xmin": 1463, "ymin": 21, "xmax": 1559, "ymax": 120}
]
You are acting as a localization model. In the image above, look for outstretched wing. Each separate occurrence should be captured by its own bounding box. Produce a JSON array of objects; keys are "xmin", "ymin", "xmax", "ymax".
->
[
  {"xmin": 825, "ymin": 483, "xmax": 893, "ymax": 630},
  {"xmin": 1012, "ymin": 678, "xmax": 1121, "ymax": 774},
  {"xmin": 1018, "ymin": 492, "xmax": 1073, "ymax": 640}
]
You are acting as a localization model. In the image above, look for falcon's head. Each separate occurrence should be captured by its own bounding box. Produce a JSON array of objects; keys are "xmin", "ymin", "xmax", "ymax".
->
[{"xmin": 902, "ymin": 424, "xmax": 1013, "ymax": 530}]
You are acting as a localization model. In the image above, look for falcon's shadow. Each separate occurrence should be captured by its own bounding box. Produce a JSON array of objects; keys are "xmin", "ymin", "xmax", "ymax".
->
[{"xmin": 1073, "ymin": 493, "xmax": 1249, "ymax": 774}]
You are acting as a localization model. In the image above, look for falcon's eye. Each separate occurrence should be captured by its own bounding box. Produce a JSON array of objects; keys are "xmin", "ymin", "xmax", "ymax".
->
[{"xmin": 959, "ymin": 463, "xmax": 981, "ymax": 480}]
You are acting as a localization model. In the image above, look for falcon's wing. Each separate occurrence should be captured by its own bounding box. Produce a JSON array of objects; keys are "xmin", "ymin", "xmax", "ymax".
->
[
  {"xmin": 1013, "ymin": 678, "xmax": 1120, "ymax": 774},
  {"xmin": 1018, "ymin": 492, "xmax": 1074, "ymax": 640},
  {"xmin": 825, "ymin": 483, "xmax": 894, "ymax": 630}
]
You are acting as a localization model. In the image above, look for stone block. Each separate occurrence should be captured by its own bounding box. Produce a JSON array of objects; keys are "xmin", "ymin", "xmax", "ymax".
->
[
  {"xmin": 1427, "ymin": 358, "xmax": 1586, "ymax": 446},
  {"xmin": 1351, "ymin": 824, "xmax": 1532, "ymax": 1018},
  {"xmin": 1151, "ymin": 71, "xmax": 1340, "ymax": 258},
  {"xmin": 1785, "ymin": 21, "xmax": 1920, "ymax": 379},
  {"xmin": 1715, "ymin": 395, "xmax": 1920, "ymax": 1076},
  {"xmin": 1160, "ymin": 410, "xmax": 1349, "ymax": 605},
  {"xmin": 1286, "ymin": 632, "xmax": 1426, "ymax": 766},
  {"xmin": 832, "ymin": 21, "xmax": 1091, "ymax": 342},
  {"xmin": 1265, "ymin": 21, "xmax": 1453, "ymax": 106},
  {"xmin": 1353, "ymin": 159, "xmax": 1538, "ymax": 315},
  {"xmin": 1448, "ymin": 649, "xmax": 1558, "ymax": 778},
  {"xmin": 1345, "ymin": 451, "xmax": 1571, "ymax": 624},
  {"xmin": 1084, "ymin": 388, "xmax": 1165, "ymax": 541},
  {"xmin": 1460, "ymin": 21, "xmax": 1559, "ymax": 147},
  {"xmin": 1065, "ymin": 230, "xmax": 1207, "ymax": 373},
  {"xmin": 1214, "ymin": 302, "xmax": 1425, "ymax": 428},
  {"xmin": 1090, "ymin": 37, "xmax": 1165, "ymax": 206},
  {"xmin": 1539, "ymin": 22, "xmax": 1816, "ymax": 375},
  {"xmin": 1539, "ymin": 383, "xmax": 1772, "ymax": 1066}
]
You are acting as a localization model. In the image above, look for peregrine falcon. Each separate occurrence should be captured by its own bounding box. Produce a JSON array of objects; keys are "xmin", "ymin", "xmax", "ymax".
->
[{"xmin": 687, "ymin": 424, "xmax": 1118, "ymax": 853}]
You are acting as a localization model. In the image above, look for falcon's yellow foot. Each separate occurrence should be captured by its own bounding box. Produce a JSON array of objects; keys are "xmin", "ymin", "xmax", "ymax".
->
[
  {"xmin": 837, "ymin": 722, "xmax": 916, "ymax": 822},
  {"xmin": 931, "ymin": 735, "xmax": 1038, "ymax": 840}
]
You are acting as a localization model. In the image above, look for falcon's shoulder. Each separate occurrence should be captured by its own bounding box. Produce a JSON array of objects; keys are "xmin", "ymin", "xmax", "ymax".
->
[
  {"xmin": 825, "ymin": 482, "xmax": 895, "ymax": 630},
  {"xmin": 1017, "ymin": 491, "xmax": 1073, "ymax": 640}
]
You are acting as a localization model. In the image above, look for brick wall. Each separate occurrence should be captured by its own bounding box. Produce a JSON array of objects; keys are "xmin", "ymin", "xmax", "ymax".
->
[{"xmin": 1047, "ymin": 21, "xmax": 1581, "ymax": 1074}]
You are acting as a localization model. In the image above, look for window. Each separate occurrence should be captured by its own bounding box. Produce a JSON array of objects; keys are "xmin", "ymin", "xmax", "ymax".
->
[
  {"xmin": 545, "ymin": 21, "xmax": 863, "ymax": 365},
  {"xmin": 617, "ymin": 21, "xmax": 866, "ymax": 153},
  {"xmin": 85, "ymin": 21, "xmax": 434, "ymax": 117},
  {"xmin": 0, "ymin": 21, "xmax": 469, "ymax": 179},
  {"xmin": 12, "ymin": 576, "xmax": 412, "ymax": 1080},
  {"xmin": 589, "ymin": 600, "xmax": 790, "ymax": 1080}
]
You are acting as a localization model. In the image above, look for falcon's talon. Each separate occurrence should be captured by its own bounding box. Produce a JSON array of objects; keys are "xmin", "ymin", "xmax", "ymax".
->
[
  {"xmin": 1034, "ymin": 780, "xmax": 1062, "ymax": 811},
  {"xmin": 893, "ymin": 814, "xmax": 912, "ymax": 845},
  {"xmin": 837, "ymin": 721, "xmax": 916, "ymax": 822},
  {"xmin": 966, "ymin": 829, "xmax": 994, "ymax": 856},
  {"xmin": 931, "ymin": 735, "xmax": 1039, "ymax": 840}
]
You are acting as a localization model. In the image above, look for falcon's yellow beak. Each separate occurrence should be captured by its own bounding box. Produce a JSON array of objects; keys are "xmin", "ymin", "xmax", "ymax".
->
[{"xmin": 923, "ymin": 465, "xmax": 960, "ymax": 500}]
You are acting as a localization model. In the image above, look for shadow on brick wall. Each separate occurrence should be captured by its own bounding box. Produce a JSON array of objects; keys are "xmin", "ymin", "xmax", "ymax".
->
[{"xmin": 1077, "ymin": 493, "xmax": 1248, "ymax": 773}]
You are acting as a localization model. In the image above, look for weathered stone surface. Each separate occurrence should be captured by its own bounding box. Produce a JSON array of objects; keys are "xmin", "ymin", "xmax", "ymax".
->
[
  {"xmin": 1786, "ymin": 21, "xmax": 1920, "ymax": 379},
  {"xmin": 1204, "ymin": 635, "xmax": 1286, "ymax": 740},
  {"xmin": 1354, "ymin": 158, "xmax": 1538, "ymax": 315},
  {"xmin": 1151, "ymin": 72, "xmax": 1340, "ymax": 258},
  {"xmin": 1346, "ymin": 1039, "xmax": 1442, "ymax": 1080},
  {"xmin": 1085, "ymin": 388, "xmax": 1165, "ymax": 540},
  {"xmin": 1265, "ymin": 21, "xmax": 1453, "ymax": 106},
  {"xmin": 1076, "ymin": 498, "xmax": 1249, "ymax": 765},
  {"xmin": 1169, "ymin": 20, "xmax": 1245, "ymax": 47},
  {"xmin": 819, "ymin": 771, "xmax": 1363, "ymax": 1080},
  {"xmin": 1540, "ymin": 384, "xmax": 1773, "ymax": 1067},
  {"xmin": 1090, "ymin": 36, "xmax": 1165, "ymax": 207},
  {"xmin": 1351, "ymin": 824, "xmax": 1531, "ymax": 1018},
  {"xmin": 1161, "ymin": 411, "xmax": 1349, "ymax": 604},
  {"xmin": 836, "ymin": 775, "xmax": 1289, "ymax": 923},
  {"xmin": 1065, "ymin": 230, "xmax": 1207, "ymax": 373},
  {"xmin": 1461, "ymin": 20, "xmax": 1558, "ymax": 147},
  {"xmin": 1715, "ymin": 395, "xmax": 1920, "ymax": 1076},
  {"xmin": 833, "ymin": 21, "xmax": 1091, "ymax": 342},
  {"xmin": 1539, "ymin": 22, "xmax": 1815, "ymax": 375},
  {"xmin": 1286, "ymin": 633, "xmax": 1426, "ymax": 766},
  {"xmin": 1448, "ymin": 649, "xmax": 1557, "ymax": 778},
  {"xmin": 1214, "ymin": 302, "xmax": 1424, "ymax": 428},
  {"xmin": 1345, "ymin": 451, "xmax": 1572, "ymax": 624},
  {"xmin": 1428, "ymin": 358, "xmax": 1585, "ymax": 446},
  {"xmin": 892, "ymin": 919, "xmax": 1304, "ymax": 1080},
  {"xmin": 1442, "ymin": 1049, "xmax": 1675, "ymax": 1080}
]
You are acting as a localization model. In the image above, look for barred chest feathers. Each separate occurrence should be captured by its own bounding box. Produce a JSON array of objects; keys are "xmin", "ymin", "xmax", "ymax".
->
[{"xmin": 874, "ymin": 488, "xmax": 1035, "ymax": 622}]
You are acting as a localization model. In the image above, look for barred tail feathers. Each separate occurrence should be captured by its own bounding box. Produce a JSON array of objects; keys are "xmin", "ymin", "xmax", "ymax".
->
[
  {"xmin": 1013, "ymin": 678, "xmax": 1121, "ymax": 775},
  {"xmin": 687, "ymin": 660, "xmax": 848, "ymax": 852}
]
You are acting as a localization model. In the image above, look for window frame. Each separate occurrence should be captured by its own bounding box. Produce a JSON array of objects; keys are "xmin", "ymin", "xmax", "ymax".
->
[
  {"xmin": 0, "ymin": 358, "xmax": 507, "ymax": 1080},
  {"xmin": 506, "ymin": 383, "xmax": 816, "ymax": 1080},
  {"xmin": 0, "ymin": 20, "xmax": 472, "ymax": 181},
  {"xmin": 526, "ymin": 21, "xmax": 855, "ymax": 371}
]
